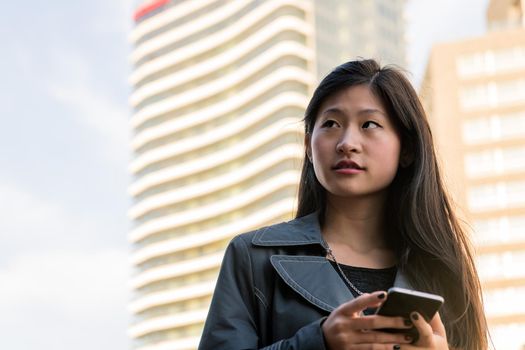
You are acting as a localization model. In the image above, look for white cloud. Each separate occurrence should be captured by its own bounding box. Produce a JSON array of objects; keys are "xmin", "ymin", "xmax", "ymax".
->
[
  {"xmin": 0, "ymin": 249, "xmax": 130, "ymax": 350},
  {"xmin": 0, "ymin": 181, "xmax": 130, "ymax": 349},
  {"xmin": 0, "ymin": 249, "xmax": 129, "ymax": 313},
  {"xmin": 0, "ymin": 2, "xmax": 135, "ymax": 349},
  {"xmin": 0, "ymin": 182, "xmax": 109, "ymax": 255},
  {"xmin": 49, "ymin": 78, "xmax": 130, "ymax": 155},
  {"xmin": 103, "ymin": 0, "xmax": 135, "ymax": 35},
  {"xmin": 45, "ymin": 47, "xmax": 130, "ymax": 164},
  {"xmin": 0, "ymin": 181, "xmax": 130, "ymax": 302}
]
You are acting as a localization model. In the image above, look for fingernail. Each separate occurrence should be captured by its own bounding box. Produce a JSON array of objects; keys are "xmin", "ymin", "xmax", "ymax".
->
[
  {"xmin": 403, "ymin": 319, "xmax": 412, "ymax": 326},
  {"xmin": 393, "ymin": 345, "xmax": 401, "ymax": 350},
  {"xmin": 411, "ymin": 312, "xmax": 419, "ymax": 321},
  {"xmin": 378, "ymin": 292, "xmax": 386, "ymax": 299}
]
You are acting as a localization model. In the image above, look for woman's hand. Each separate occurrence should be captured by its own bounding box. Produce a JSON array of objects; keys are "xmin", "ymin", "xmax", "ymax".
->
[
  {"xmin": 396, "ymin": 312, "xmax": 448, "ymax": 350},
  {"xmin": 322, "ymin": 291, "xmax": 414, "ymax": 349}
]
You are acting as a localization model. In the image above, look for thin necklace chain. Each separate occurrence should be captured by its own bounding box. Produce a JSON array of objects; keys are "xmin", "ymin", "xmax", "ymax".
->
[{"xmin": 324, "ymin": 245, "xmax": 364, "ymax": 296}]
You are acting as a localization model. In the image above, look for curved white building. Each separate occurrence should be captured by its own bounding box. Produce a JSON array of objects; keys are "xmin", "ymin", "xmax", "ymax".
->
[{"xmin": 128, "ymin": 1, "xmax": 406, "ymax": 349}]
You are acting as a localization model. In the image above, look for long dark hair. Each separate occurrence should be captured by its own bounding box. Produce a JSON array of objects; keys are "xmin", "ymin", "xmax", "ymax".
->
[{"xmin": 297, "ymin": 59, "xmax": 488, "ymax": 349}]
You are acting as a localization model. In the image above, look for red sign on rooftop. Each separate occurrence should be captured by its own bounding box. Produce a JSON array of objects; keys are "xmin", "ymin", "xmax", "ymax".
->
[{"xmin": 133, "ymin": 0, "xmax": 170, "ymax": 22}]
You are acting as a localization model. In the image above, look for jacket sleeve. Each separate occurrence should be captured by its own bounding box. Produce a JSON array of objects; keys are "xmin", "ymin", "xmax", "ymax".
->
[{"xmin": 198, "ymin": 235, "xmax": 328, "ymax": 350}]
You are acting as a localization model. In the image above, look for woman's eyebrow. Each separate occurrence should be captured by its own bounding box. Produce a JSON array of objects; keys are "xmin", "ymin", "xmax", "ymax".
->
[
  {"xmin": 320, "ymin": 107, "xmax": 344, "ymax": 115},
  {"xmin": 321, "ymin": 107, "xmax": 386, "ymax": 117},
  {"xmin": 357, "ymin": 108, "xmax": 386, "ymax": 117}
]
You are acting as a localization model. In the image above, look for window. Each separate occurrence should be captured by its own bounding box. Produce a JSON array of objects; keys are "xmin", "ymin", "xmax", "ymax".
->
[
  {"xmin": 464, "ymin": 146, "xmax": 525, "ymax": 178},
  {"xmin": 468, "ymin": 181, "xmax": 525, "ymax": 211},
  {"xmin": 489, "ymin": 323, "xmax": 525, "ymax": 350},
  {"xmin": 459, "ymin": 84, "xmax": 491, "ymax": 109},
  {"xmin": 460, "ymin": 79, "xmax": 525, "ymax": 110},
  {"xmin": 473, "ymin": 216, "xmax": 525, "ymax": 246},
  {"xmin": 477, "ymin": 251, "xmax": 525, "ymax": 279},
  {"xmin": 462, "ymin": 112, "xmax": 525, "ymax": 144},
  {"xmin": 457, "ymin": 52, "xmax": 486, "ymax": 77},
  {"xmin": 484, "ymin": 286, "xmax": 525, "ymax": 316},
  {"xmin": 457, "ymin": 46, "xmax": 525, "ymax": 78}
]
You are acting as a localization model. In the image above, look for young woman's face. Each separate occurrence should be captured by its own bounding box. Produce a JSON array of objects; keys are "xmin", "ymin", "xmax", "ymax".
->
[{"xmin": 307, "ymin": 85, "xmax": 402, "ymax": 200}]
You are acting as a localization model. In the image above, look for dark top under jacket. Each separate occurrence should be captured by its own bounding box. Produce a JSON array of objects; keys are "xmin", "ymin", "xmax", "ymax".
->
[
  {"xmin": 198, "ymin": 212, "xmax": 412, "ymax": 350},
  {"xmin": 335, "ymin": 263, "xmax": 397, "ymax": 298}
]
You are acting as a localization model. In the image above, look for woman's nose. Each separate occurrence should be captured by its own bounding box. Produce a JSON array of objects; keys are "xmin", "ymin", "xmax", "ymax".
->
[{"xmin": 336, "ymin": 131, "xmax": 360, "ymax": 154}]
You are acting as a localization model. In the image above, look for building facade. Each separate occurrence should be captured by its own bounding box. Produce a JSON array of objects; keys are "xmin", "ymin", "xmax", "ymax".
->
[
  {"xmin": 127, "ymin": 1, "xmax": 406, "ymax": 349},
  {"xmin": 420, "ymin": 1, "xmax": 525, "ymax": 348}
]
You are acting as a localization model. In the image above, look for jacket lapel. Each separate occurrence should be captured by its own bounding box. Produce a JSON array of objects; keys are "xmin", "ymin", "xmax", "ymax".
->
[
  {"xmin": 270, "ymin": 255, "xmax": 354, "ymax": 312},
  {"xmin": 252, "ymin": 212, "xmax": 414, "ymax": 313},
  {"xmin": 270, "ymin": 255, "xmax": 413, "ymax": 313}
]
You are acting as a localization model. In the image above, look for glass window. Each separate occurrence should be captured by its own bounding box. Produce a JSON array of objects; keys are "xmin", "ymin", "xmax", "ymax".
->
[
  {"xmin": 468, "ymin": 183, "xmax": 504, "ymax": 211},
  {"xmin": 468, "ymin": 181, "xmax": 525, "ymax": 211},
  {"xmin": 460, "ymin": 79, "xmax": 525, "ymax": 110},
  {"xmin": 456, "ymin": 46, "xmax": 525, "ymax": 78},
  {"xmin": 500, "ymin": 111, "xmax": 525, "ymax": 138},
  {"xmin": 494, "ymin": 46, "xmax": 525, "ymax": 73},
  {"xmin": 477, "ymin": 251, "xmax": 525, "ymax": 279},
  {"xmin": 489, "ymin": 323, "xmax": 525, "ymax": 350},
  {"xmin": 497, "ymin": 79, "xmax": 525, "ymax": 105},
  {"xmin": 463, "ymin": 112, "xmax": 525, "ymax": 144},
  {"xmin": 507, "ymin": 181, "xmax": 525, "ymax": 207},
  {"xmin": 484, "ymin": 286, "xmax": 525, "ymax": 316},
  {"xmin": 464, "ymin": 150, "xmax": 497, "ymax": 178},
  {"xmin": 462, "ymin": 117, "xmax": 494, "ymax": 144},
  {"xmin": 473, "ymin": 216, "xmax": 525, "ymax": 246},
  {"xmin": 456, "ymin": 52, "xmax": 485, "ymax": 77},
  {"xmin": 459, "ymin": 84, "xmax": 489, "ymax": 109},
  {"xmin": 464, "ymin": 146, "xmax": 525, "ymax": 178}
]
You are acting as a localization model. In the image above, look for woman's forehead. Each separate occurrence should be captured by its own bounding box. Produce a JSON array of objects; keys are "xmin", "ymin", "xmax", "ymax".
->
[{"xmin": 318, "ymin": 85, "xmax": 387, "ymax": 117}]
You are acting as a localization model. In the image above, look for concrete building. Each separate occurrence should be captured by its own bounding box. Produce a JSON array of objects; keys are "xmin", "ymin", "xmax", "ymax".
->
[
  {"xmin": 420, "ymin": 0, "xmax": 525, "ymax": 348},
  {"xmin": 127, "ymin": 1, "xmax": 406, "ymax": 349}
]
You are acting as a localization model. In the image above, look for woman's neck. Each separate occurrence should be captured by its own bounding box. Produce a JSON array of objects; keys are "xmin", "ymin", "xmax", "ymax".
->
[{"xmin": 321, "ymin": 194, "xmax": 396, "ymax": 268}]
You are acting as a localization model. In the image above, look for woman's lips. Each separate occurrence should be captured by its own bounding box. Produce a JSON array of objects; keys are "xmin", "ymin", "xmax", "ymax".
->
[
  {"xmin": 333, "ymin": 160, "xmax": 363, "ymax": 169},
  {"xmin": 334, "ymin": 167, "xmax": 365, "ymax": 174},
  {"xmin": 332, "ymin": 160, "xmax": 365, "ymax": 174}
]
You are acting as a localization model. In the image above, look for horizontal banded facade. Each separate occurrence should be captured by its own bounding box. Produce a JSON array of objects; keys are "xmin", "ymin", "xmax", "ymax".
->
[
  {"xmin": 128, "ymin": 1, "xmax": 315, "ymax": 349},
  {"xmin": 128, "ymin": 1, "xmax": 406, "ymax": 349}
]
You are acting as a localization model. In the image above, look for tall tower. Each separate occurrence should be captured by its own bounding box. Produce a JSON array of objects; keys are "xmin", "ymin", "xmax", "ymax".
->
[
  {"xmin": 127, "ymin": 1, "xmax": 406, "ymax": 349},
  {"xmin": 421, "ymin": 1, "xmax": 525, "ymax": 348},
  {"xmin": 314, "ymin": 0, "xmax": 406, "ymax": 78}
]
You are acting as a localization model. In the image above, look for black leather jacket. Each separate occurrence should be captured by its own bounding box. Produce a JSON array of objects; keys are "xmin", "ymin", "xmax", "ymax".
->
[{"xmin": 198, "ymin": 213, "xmax": 411, "ymax": 349}]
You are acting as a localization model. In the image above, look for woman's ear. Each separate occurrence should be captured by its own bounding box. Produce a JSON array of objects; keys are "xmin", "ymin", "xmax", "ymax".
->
[{"xmin": 305, "ymin": 133, "xmax": 312, "ymax": 162}]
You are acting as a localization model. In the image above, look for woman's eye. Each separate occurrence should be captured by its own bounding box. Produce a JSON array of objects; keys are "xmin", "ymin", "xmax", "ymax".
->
[
  {"xmin": 362, "ymin": 121, "xmax": 380, "ymax": 129},
  {"xmin": 321, "ymin": 120, "xmax": 338, "ymax": 128}
]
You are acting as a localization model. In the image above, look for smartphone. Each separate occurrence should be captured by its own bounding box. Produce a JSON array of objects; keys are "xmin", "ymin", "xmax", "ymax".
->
[{"xmin": 375, "ymin": 287, "xmax": 444, "ymax": 342}]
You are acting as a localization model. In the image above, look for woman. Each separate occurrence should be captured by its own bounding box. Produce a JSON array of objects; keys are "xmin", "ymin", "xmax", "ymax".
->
[{"xmin": 198, "ymin": 59, "xmax": 488, "ymax": 349}]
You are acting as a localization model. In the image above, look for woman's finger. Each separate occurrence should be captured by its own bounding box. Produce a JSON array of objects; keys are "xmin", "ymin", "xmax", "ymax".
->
[
  {"xmin": 350, "ymin": 315, "xmax": 413, "ymax": 331},
  {"xmin": 355, "ymin": 330, "xmax": 413, "ymax": 344},
  {"xmin": 347, "ymin": 344, "xmax": 401, "ymax": 350},
  {"xmin": 429, "ymin": 312, "xmax": 447, "ymax": 337},
  {"xmin": 348, "ymin": 343, "xmax": 406, "ymax": 350},
  {"xmin": 339, "ymin": 291, "xmax": 388, "ymax": 316},
  {"xmin": 410, "ymin": 311, "xmax": 434, "ymax": 346}
]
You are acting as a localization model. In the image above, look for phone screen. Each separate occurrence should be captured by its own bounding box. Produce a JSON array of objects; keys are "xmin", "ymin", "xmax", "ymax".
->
[
  {"xmin": 375, "ymin": 287, "xmax": 444, "ymax": 342},
  {"xmin": 376, "ymin": 287, "xmax": 444, "ymax": 320}
]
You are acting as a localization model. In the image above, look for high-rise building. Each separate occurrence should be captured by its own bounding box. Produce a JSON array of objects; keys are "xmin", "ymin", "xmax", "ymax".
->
[
  {"xmin": 420, "ymin": 1, "xmax": 525, "ymax": 348},
  {"xmin": 314, "ymin": 0, "xmax": 406, "ymax": 77},
  {"xmin": 127, "ymin": 1, "xmax": 406, "ymax": 349}
]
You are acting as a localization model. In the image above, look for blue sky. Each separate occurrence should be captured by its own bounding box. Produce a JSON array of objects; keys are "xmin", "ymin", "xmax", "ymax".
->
[{"xmin": 0, "ymin": 0, "xmax": 488, "ymax": 349}]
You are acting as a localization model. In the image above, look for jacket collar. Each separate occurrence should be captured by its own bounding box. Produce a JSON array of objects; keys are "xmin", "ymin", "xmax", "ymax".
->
[
  {"xmin": 252, "ymin": 212, "xmax": 412, "ymax": 313},
  {"xmin": 251, "ymin": 212, "xmax": 328, "ymax": 249}
]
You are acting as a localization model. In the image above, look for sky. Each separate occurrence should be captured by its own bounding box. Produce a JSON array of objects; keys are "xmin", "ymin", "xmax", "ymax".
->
[{"xmin": 0, "ymin": 0, "xmax": 489, "ymax": 349}]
